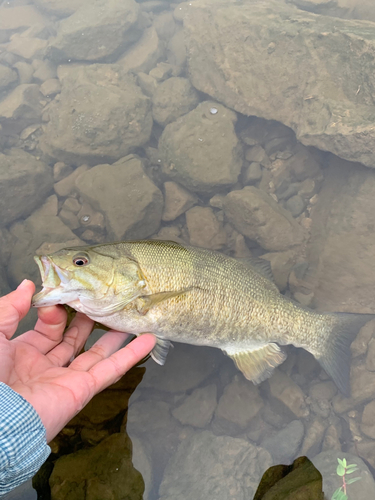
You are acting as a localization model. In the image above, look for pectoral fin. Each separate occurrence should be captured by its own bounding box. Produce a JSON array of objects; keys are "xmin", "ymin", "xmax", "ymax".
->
[
  {"xmin": 151, "ymin": 338, "xmax": 173, "ymax": 365},
  {"xmin": 137, "ymin": 288, "xmax": 192, "ymax": 315},
  {"xmin": 224, "ymin": 343, "xmax": 287, "ymax": 384}
]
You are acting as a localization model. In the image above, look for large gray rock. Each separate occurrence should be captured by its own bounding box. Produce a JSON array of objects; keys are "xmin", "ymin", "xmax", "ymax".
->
[
  {"xmin": 261, "ymin": 420, "xmax": 304, "ymax": 464},
  {"xmin": 158, "ymin": 430, "xmax": 272, "ymax": 500},
  {"xmin": 288, "ymin": 0, "xmax": 375, "ymax": 23},
  {"xmin": 312, "ymin": 450, "xmax": 375, "ymax": 500},
  {"xmin": 50, "ymin": 433, "xmax": 144, "ymax": 500},
  {"xmin": 183, "ymin": 0, "xmax": 375, "ymax": 168},
  {"xmin": 75, "ymin": 155, "xmax": 163, "ymax": 240},
  {"xmin": 39, "ymin": 65, "xmax": 152, "ymax": 165},
  {"xmin": 0, "ymin": 149, "xmax": 53, "ymax": 227},
  {"xmin": 224, "ymin": 186, "xmax": 306, "ymax": 251},
  {"xmin": 159, "ymin": 101, "xmax": 243, "ymax": 194},
  {"xmin": 47, "ymin": 0, "xmax": 141, "ymax": 62},
  {"xmin": 307, "ymin": 156, "xmax": 375, "ymax": 313}
]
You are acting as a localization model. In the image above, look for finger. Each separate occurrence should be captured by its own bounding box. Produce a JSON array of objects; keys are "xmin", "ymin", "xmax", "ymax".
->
[
  {"xmin": 46, "ymin": 314, "xmax": 95, "ymax": 366},
  {"xmin": 69, "ymin": 330, "xmax": 131, "ymax": 372},
  {"xmin": 0, "ymin": 280, "xmax": 35, "ymax": 339},
  {"xmin": 86, "ymin": 334, "xmax": 156, "ymax": 393},
  {"xmin": 17, "ymin": 305, "xmax": 68, "ymax": 354}
]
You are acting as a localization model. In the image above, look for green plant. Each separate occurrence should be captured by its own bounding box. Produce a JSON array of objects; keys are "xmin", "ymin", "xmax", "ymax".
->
[{"xmin": 331, "ymin": 458, "xmax": 361, "ymax": 500}]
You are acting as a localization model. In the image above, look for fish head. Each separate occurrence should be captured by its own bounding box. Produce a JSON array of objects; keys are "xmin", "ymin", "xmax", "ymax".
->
[{"xmin": 32, "ymin": 244, "xmax": 144, "ymax": 314}]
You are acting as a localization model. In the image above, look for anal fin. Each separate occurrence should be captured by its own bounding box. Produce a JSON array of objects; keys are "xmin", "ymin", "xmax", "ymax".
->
[
  {"xmin": 151, "ymin": 337, "xmax": 172, "ymax": 365},
  {"xmin": 224, "ymin": 343, "xmax": 287, "ymax": 384}
]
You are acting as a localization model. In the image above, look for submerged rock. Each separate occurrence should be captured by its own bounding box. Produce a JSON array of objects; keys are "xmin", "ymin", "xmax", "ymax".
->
[
  {"xmin": 50, "ymin": 433, "xmax": 144, "ymax": 500},
  {"xmin": 39, "ymin": 65, "xmax": 152, "ymax": 165},
  {"xmin": 152, "ymin": 77, "xmax": 200, "ymax": 126},
  {"xmin": 260, "ymin": 420, "xmax": 304, "ymax": 464},
  {"xmin": 75, "ymin": 155, "xmax": 163, "ymax": 240},
  {"xmin": 0, "ymin": 149, "xmax": 53, "ymax": 227},
  {"xmin": 212, "ymin": 375, "xmax": 264, "ymax": 436},
  {"xmin": 162, "ymin": 181, "xmax": 197, "ymax": 221},
  {"xmin": 172, "ymin": 384, "xmax": 217, "ymax": 428},
  {"xmin": 253, "ymin": 456, "xmax": 323, "ymax": 500},
  {"xmin": 185, "ymin": 206, "xmax": 227, "ymax": 250},
  {"xmin": 159, "ymin": 101, "xmax": 243, "ymax": 194},
  {"xmin": 158, "ymin": 430, "xmax": 272, "ymax": 500},
  {"xmin": 307, "ymin": 156, "xmax": 375, "ymax": 313},
  {"xmin": 0, "ymin": 84, "xmax": 43, "ymax": 132},
  {"xmin": 184, "ymin": 0, "xmax": 375, "ymax": 168},
  {"xmin": 47, "ymin": 0, "xmax": 141, "ymax": 62},
  {"xmin": 224, "ymin": 186, "xmax": 306, "ymax": 251}
]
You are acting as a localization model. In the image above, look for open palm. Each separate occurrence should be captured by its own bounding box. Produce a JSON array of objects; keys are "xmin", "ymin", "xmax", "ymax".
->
[{"xmin": 0, "ymin": 280, "xmax": 156, "ymax": 442}]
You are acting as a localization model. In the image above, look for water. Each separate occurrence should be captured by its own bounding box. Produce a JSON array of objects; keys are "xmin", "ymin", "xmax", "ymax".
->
[{"xmin": 1, "ymin": 0, "xmax": 375, "ymax": 498}]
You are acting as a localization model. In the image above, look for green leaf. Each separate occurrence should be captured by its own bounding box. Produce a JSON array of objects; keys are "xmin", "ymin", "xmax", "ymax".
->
[
  {"xmin": 346, "ymin": 464, "xmax": 358, "ymax": 471},
  {"xmin": 346, "ymin": 468, "xmax": 358, "ymax": 474},
  {"xmin": 337, "ymin": 464, "xmax": 346, "ymax": 476},
  {"xmin": 337, "ymin": 458, "xmax": 345, "ymax": 467},
  {"xmin": 332, "ymin": 490, "xmax": 348, "ymax": 500},
  {"xmin": 334, "ymin": 491, "xmax": 348, "ymax": 500},
  {"xmin": 346, "ymin": 477, "xmax": 362, "ymax": 485}
]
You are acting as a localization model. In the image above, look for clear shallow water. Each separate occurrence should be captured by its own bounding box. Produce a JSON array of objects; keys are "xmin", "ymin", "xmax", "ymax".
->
[{"xmin": 2, "ymin": 0, "xmax": 375, "ymax": 499}]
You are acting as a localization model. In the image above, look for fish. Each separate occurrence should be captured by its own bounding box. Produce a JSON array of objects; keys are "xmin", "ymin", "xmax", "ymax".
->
[{"xmin": 31, "ymin": 239, "xmax": 373, "ymax": 396}]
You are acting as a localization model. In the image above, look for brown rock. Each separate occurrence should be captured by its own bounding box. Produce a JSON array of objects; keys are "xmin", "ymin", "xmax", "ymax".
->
[
  {"xmin": 162, "ymin": 181, "xmax": 197, "ymax": 221},
  {"xmin": 172, "ymin": 384, "xmax": 217, "ymax": 428},
  {"xmin": 183, "ymin": 1, "xmax": 375, "ymax": 168},
  {"xmin": 75, "ymin": 155, "xmax": 163, "ymax": 240},
  {"xmin": 224, "ymin": 186, "xmax": 306, "ymax": 251},
  {"xmin": 50, "ymin": 433, "xmax": 144, "ymax": 500},
  {"xmin": 300, "ymin": 417, "xmax": 327, "ymax": 457},
  {"xmin": 54, "ymin": 165, "xmax": 89, "ymax": 197},
  {"xmin": 333, "ymin": 364, "xmax": 375, "ymax": 414},
  {"xmin": 268, "ymin": 369, "xmax": 309, "ymax": 419},
  {"xmin": 307, "ymin": 148, "xmax": 375, "ymax": 313},
  {"xmin": 321, "ymin": 424, "xmax": 342, "ymax": 452},
  {"xmin": 159, "ymin": 101, "xmax": 243, "ymax": 194},
  {"xmin": 213, "ymin": 375, "xmax": 264, "ymax": 436},
  {"xmin": 185, "ymin": 206, "xmax": 227, "ymax": 250},
  {"xmin": 0, "ymin": 84, "xmax": 43, "ymax": 131},
  {"xmin": 361, "ymin": 400, "xmax": 375, "ymax": 439},
  {"xmin": 351, "ymin": 320, "xmax": 375, "ymax": 358}
]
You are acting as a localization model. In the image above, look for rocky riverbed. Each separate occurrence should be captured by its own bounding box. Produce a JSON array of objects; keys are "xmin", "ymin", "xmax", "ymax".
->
[{"xmin": 2, "ymin": 0, "xmax": 375, "ymax": 498}]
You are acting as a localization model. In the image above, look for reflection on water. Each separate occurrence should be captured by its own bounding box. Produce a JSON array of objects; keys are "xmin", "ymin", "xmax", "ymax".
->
[{"xmin": 2, "ymin": 0, "xmax": 375, "ymax": 498}]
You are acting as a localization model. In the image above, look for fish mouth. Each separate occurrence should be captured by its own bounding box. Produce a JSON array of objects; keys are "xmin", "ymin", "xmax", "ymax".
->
[{"xmin": 32, "ymin": 255, "xmax": 72, "ymax": 307}]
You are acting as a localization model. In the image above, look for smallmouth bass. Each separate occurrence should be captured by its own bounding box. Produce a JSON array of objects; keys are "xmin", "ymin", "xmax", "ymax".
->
[{"xmin": 31, "ymin": 239, "xmax": 372, "ymax": 396}]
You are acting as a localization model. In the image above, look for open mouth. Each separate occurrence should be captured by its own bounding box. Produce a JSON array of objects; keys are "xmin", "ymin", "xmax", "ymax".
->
[{"xmin": 32, "ymin": 256, "xmax": 72, "ymax": 307}]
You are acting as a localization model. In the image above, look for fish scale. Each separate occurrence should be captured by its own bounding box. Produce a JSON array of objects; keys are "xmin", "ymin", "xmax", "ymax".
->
[{"xmin": 32, "ymin": 239, "xmax": 374, "ymax": 396}]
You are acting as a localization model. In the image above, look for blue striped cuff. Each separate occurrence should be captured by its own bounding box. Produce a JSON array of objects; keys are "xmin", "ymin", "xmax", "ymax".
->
[{"xmin": 0, "ymin": 382, "xmax": 51, "ymax": 496}]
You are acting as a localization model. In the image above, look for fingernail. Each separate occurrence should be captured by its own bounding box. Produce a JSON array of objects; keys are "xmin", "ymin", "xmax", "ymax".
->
[{"xmin": 17, "ymin": 279, "xmax": 29, "ymax": 289}]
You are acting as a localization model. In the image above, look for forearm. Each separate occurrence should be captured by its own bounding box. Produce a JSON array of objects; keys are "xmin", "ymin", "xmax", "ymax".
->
[{"xmin": 0, "ymin": 383, "xmax": 50, "ymax": 496}]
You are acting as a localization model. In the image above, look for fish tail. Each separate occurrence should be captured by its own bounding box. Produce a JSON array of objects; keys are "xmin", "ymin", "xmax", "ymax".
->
[{"xmin": 316, "ymin": 313, "xmax": 374, "ymax": 397}]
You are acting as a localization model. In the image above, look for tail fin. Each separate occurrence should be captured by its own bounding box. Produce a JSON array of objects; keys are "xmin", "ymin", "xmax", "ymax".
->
[{"xmin": 317, "ymin": 313, "xmax": 374, "ymax": 397}]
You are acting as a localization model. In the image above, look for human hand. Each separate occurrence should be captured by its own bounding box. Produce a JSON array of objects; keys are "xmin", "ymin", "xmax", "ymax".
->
[{"xmin": 0, "ymin": 280, "xmax": 156, "ymax": 442}]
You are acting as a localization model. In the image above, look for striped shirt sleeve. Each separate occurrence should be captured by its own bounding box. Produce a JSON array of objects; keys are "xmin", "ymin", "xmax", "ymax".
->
[{"xmin": 0, "ymin": 383, "xmax": 51, "ymax": 496}]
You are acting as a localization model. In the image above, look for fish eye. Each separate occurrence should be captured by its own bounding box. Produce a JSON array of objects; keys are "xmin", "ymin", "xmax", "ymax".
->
[{"xmin": 73, "ymin": 255, "xmax": 90, "ymax": 267}]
